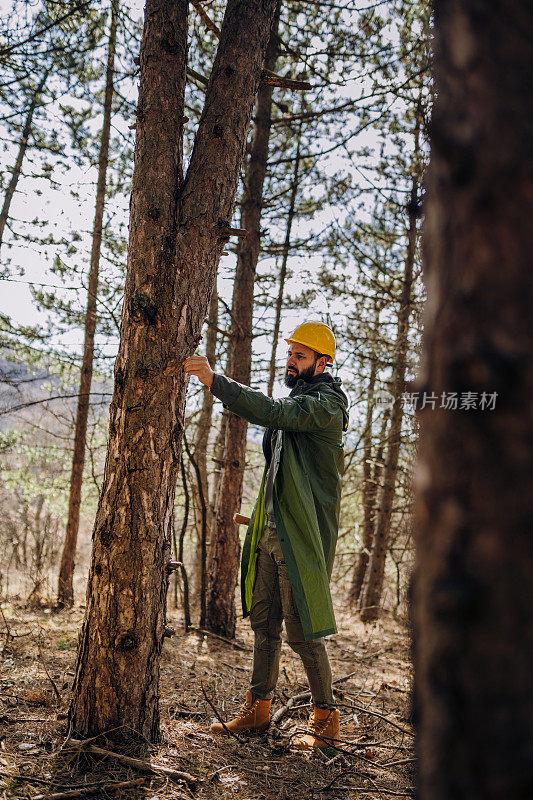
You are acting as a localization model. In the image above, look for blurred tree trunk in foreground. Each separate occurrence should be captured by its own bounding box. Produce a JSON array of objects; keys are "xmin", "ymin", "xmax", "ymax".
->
[
  {"xmin": 413, "ymin": 2, "xmax": 533, "ymax": 798},
  {"xmin": 68, "ymin": 0, "xmax": 277, "ymax": 749}
]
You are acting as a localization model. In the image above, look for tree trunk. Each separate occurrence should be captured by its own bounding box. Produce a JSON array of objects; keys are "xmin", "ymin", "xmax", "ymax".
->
[
  {"xmin": 349, "ymin": 354, "xmax": 378, "ymax": 604},
  {"xmin": 413, "ymin": 3, "xmax": 533, "ymax": 797},
  {"xmin": 0, "ymin": 68, "xmax": 49, "ymax": 252},
  {"xmin": 56, "ymin": 0, "xmax": 118, "ymax": 610},
  {"xmin": 184, "ymin": 431, "xmax": 208, "ymax": 627},
  {"xmin": 350, "ymin": 300, "xmax": 388, "ymax": 604},
  {"xmin": 209, "ymin": 407, "xmax": 229, "ymax": 531},
  {"xmin": 267, "ymin": 121, "xmax": 302, "ymax": 397},
  {"xmin": 68, "ymin": 0, "xmax": 277, "ymax": 749},
  {"xmin": 176, "ymin": 451, "xmax": 191, "ymax": 629},
  {"xmin": 356, "ymin": 405, "xmax": 390, "ymax": 609},
  {"xmin": 360, "ymin": 170, "xmax": 419, "ymax": 622},
  {"xmin": 192, "ymin": 287, "xmax": 218, "ymax": 594},
  {"xmin": 206, "ymin": 4, "xmax": 280, "ymax": 638}
]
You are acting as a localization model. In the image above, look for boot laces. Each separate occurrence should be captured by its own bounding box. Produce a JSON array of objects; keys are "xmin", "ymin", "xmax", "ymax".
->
[
  {"xmin": 237, "ymin": 698, "xmax": 260, "ymax": 720},
  {"xmin": 307, "ymin": 711, "xmax": 332, "ymax": 735}
]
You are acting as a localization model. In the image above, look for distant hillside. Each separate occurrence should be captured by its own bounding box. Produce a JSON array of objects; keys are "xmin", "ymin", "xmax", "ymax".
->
[{"xmin": 0, "ymin": 352, "xmax": 111, "ymax": 424}]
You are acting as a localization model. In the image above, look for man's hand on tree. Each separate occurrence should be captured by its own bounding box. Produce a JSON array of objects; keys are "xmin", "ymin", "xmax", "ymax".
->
[{"xmin": 183, "ymin": 355, "xmax": 214, "ymax": 388}]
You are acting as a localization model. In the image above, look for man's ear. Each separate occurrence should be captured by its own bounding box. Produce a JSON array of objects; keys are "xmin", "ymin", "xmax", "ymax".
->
[{"xmin": 315, "ymin": 356, "xmax": 327, "ymax": 374}]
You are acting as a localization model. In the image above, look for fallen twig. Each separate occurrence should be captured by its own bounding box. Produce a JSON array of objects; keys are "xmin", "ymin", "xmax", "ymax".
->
[
  {"xmin": 316, "ymin": 786, "xmax": 414, "ymax": 797},
  {"xmin": 271, "ymin": 691, "xmax": 310, "ymax": 726},
  {"xmin": 382, "ymin": 681, "xmax": 411, "ymax": 694},
  {"xmin": 366, "ymin": 772, "xmax": 416, "ymax": 798},
  {"xmin": 170, "ymin": 707, "xmax": 205, "ymax": 719},
  {"xmin": 0, "ymin": 691, "xmax": 50, "ymax": 706},
  {"xmin": 31, "ymin": 778, "xmax": 145, "ymax": 800},
  {"xmin": 337, "ymin": 702, "xmax": 414, "ymax": 737},
  {"xmin": 324, "ymin": 752, "xmax": 347, "ymax": 767},
  {"xmin": 366, "ymin": 773, "xmax": 387, "ymax": 799},
  {"xmin": 333, "ymin": 671, "xmax": 358, "ymax": 686},
  {"xmin": 382, "ymin": 756, "xmax": 417, "ymax": 768},
  {"xmin": 319, "ymin": 768, "xmax": 353, "ymax": 791},
  {"xmin": 271, "ymin": 672, "xmax": 359, "ymax": 727},
  {"xmin": 189, "ymin": 625, "xmax": 250, "ymax": 652},
  {"xmin": 38, "ymin": 651, "xmax": 62, "ymax": 701},
  {"xmin": 0, "ymin": 605, "xmax": 33, "ymax": 654},
  {"xmin": 0, "ymin": 771, "xmax": 57, "ymax": 787},
  {"xmin": 0, "ymin": 716, "xmax": 59, "ymax": 724},
  {"xmin": 65, "ymin": 739, "xmax": 199, "ymax": 789},
  {"xmin": 201, "ymin": 683, "xmax": 247, "ymax": 743},
  {"xmin": 286, "ymin": 726, "xmax": 406, "ymax": 774}
]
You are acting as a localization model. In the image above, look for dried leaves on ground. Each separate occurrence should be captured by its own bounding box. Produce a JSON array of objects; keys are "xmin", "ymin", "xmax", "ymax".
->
[{"xmin": 0, "ymin": 601, "xmax": 414, "ymax": 799}]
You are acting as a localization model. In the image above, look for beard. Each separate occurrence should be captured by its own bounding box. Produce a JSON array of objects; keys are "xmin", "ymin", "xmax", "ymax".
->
[{"xmin": 284, "ymin": 362, "xmax": 317, "ymax": 388}]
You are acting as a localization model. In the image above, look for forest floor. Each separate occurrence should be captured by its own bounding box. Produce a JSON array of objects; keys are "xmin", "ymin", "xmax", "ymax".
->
[{"xmin": 0, "ymin": 597, "xmax": 414, "ymax": 800}]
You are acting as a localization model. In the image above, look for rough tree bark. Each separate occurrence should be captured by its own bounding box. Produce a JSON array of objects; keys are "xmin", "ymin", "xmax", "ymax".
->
[
  {"xmin": 194, "ymin": 288, "xmax": 218, "ymax": 521},
  {"xmin": 68, "ymin": 0, "xmax": 277, "ymax": 748},
  {"xmin": 413, "ymin": 3, "xmax": 533, "ymax": 798},
  {"xmin": 210, "ymin": 408, "xmax": 229, "ymax": 515},
  {"xmin": 360, "ymin": 165, "xmax": 419, "ymax": 622},
  {"xmin": 192, "ymin": 287, "xmax": 218, "ymax": 595},
  {"xmin": 56, "ymin": 0, "xmax": 118, "ymax": 610},
  {"xmin": 349, "ymin": 353, "xmax": 378, "ymax": 604},
  {"xmin": 206, "ymin": 5, "xmax": 280, "ymax": 637},
  {"xmin": 0, "ymin": 68, "xmax": 50, "ymax": 252},
  {"xmin": 353, "ymin": 405, "xmax": 390, "ymax": 610}
]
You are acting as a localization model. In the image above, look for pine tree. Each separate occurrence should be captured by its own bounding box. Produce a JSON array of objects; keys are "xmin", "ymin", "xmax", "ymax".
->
[
  {"xmin": 206, "ymin": 2, "xmax": 281, "ymax": 638},
  {"xmin": 0, "ymin": 0, "xmax": 103, "ymax": 259},
  {"xmin": 360, "ymin": 146, "xmax": 421, "ymax": 620},
  {"xmin": 68, "ymin": 0, "xmax": 278, "ymax": 749},
  {"xmin": 56, "ymin": 0, "xmax": 119, "ymax": 610}
]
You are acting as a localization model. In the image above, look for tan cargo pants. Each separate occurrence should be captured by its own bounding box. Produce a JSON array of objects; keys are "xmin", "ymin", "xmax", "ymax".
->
[{"xmin": 249, "ymin": 525, "xmax": 335, "ymax": 708}]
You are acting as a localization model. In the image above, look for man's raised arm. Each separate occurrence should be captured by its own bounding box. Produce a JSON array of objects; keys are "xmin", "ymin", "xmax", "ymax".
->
[{"xmin": 183, "ymin": 356, "xmax": 338, "ymax": 432}]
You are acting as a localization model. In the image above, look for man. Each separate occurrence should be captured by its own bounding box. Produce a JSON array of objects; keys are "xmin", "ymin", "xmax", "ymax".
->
[{"xmin": 183, "ymin": 321, "xmax": 349, "ymax": 749}]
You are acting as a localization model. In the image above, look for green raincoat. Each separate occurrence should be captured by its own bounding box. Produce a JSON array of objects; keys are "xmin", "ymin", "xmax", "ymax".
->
[{"xmin": 211, "ymin": 372, "xmax": 349, "ymax": 641}]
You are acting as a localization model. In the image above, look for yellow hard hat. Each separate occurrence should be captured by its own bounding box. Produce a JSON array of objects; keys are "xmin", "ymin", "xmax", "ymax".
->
[{"xmin": 284, "ymin": 321, "xmax": 336, "ymax": 363}]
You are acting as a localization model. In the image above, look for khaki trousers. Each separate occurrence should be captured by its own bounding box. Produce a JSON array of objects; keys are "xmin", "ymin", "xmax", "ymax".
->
[{"xmin": 249, "ymin": 525, "xmax": 335, "ymax": 708}]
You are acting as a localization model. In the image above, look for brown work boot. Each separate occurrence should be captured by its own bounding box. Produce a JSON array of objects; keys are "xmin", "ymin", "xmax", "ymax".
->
[
  {"xmin": 210, "ymin": 690, "xmax": 271, "ymax": 735},
  {"xmin": 293, "ymin": 706, "xmax": 341, "ymax": 750}
]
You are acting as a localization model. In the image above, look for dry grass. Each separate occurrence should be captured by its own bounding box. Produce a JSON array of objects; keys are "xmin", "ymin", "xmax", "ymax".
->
[{"xmin": 0, "ymin": 598, "xmax": 414, "ymax": 799}]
